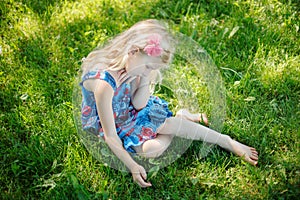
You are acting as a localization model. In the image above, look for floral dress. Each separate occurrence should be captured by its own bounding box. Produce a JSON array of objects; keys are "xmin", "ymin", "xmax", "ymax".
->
[{"xmin": 80, "ymin": 70, "xmax": 173, "ymax": 153}]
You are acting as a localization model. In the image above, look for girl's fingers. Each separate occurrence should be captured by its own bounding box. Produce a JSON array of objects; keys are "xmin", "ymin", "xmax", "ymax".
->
[
  {"xmin": 125, "ymin": 76, "xmax": 137, "ymax": 84},
  {"xmin": 118, "ymin": 71, "xmax": 136, "ymax": 83},
  {"xmin": 132, "ymin": 165, "xmax": 151, "ymax": 187},
  {"xmin": 139, "ymin": 166, "xmax": 147, "ymax": 180},
  {"xmin": 118, "ymin": 71, "xmax": 129, "ymax": 82},
  {"xmin": 136, "ymin": 175, "xmax": 152, "ymax": 187},
  {"xmin": 118, "ymin": 69, "xmax": 126, "ymax": 75},
  {"xmin": 118, "ymin": 69, "xmax": 137, "ymax": 83}
]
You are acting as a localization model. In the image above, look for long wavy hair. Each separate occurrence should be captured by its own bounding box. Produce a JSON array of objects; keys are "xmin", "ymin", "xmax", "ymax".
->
[{"xmin": 81, "ymin": 19, "xmax": 174, "ymax": 81}]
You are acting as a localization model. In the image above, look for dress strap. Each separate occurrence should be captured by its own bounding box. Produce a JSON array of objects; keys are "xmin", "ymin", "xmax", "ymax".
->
[{"xmin": 81, "ymin": 70, "xmax": 117, "ymax": 91}]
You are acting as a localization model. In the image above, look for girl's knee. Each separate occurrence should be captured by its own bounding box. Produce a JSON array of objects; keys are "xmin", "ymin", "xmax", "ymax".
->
[
  {"xmin": 140, "ymin": 135, "xmax": 173, "ymax": 158},
  {"xmin": 175, "ymin": 109, "xmax": 188, "ymax": 118},
  {"xmin": 141, "ymin": 144, "xmax": 165, "ymax": 158},
  {"xmin": 158, "ymin": 117, "xmax": 178, "ymax": 134},
  {"xmin": 164, "ymin": 117, "xmax": 175, "ymax": 126},
  {"xmin": 141, "ymin": 149, "xmax": 164, "ymax": 158}
]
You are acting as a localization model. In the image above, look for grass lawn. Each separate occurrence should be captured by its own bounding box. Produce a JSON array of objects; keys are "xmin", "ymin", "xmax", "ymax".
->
[{"xmin": 1, "ymin": 0, "xmax": 299, "ymax": 199}]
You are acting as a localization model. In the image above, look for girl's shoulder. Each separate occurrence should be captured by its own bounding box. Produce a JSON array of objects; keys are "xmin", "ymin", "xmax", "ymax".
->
[{"xmin": 82, "ymin": 70, "xmax": 116, "ymax": 92}]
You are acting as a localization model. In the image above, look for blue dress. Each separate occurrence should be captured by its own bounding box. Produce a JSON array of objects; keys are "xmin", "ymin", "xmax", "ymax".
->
[{"xmin": 80, "ymin": 70, "xmax": 173, "ymax": 153}]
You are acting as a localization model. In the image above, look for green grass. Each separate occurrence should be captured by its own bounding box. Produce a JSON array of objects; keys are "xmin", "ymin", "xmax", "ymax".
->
[{"xmin": 1, "ymin": 0, "xmax": 299, "ymax": 199}]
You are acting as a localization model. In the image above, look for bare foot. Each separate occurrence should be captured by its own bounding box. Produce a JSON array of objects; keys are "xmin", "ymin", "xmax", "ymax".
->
[
  {"xmin": 198, "ymin": 113, "xmax": 209, "ymax": 127},
  {"xmin": 228, "ymin": 139, "xmax": 259, "ymax": 166}
]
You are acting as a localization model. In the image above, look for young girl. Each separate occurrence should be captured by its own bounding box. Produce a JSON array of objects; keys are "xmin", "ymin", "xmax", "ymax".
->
[{"xmin": 80, "ymin": 19, "xmax": 258, "ymax": 188}]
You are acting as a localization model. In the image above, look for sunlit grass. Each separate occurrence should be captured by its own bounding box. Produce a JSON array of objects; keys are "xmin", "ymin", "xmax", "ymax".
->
[{"xmin": 1, "ymin": 0, "xmax": 299, "ymax": 199}]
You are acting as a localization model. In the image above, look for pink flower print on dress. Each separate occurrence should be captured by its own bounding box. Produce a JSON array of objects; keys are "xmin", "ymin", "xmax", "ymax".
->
[
  {"xmin": 82, "ymin": 106, "xmax": 92, "ymax": 116},
  {"xmin": 143, "ymin": 33, "xmax": 163, "ymax": 57},
  {"xmin": 141, "ymin": 127, "xmax": 156, "ymax": 139}
]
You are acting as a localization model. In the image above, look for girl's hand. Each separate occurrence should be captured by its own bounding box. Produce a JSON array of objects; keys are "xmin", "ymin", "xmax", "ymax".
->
[
  {"xmin": 131, "ymin": 164, "xmax": 152, "ymax": 188},
  {"xmin": 118, "ymin": 69, "xmax": 136, "ymax": 84}
]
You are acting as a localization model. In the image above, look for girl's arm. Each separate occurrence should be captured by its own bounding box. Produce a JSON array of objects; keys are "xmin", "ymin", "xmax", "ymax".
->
[
  {"xmin": 130, "ymin": 76, "xmax": 150, "ymax": 110},
  {"xmin": 93, "ymin": 80, "xmax": 152, "ymax": 187}
]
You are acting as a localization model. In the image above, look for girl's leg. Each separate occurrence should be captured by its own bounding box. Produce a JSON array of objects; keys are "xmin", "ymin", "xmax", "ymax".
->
[
  {"xmin": 157, "ymin": 117, "xmax": 259, "ymax": 165},
  {"xmin": 137, "ymin": 134, "xmax": 174, "ymax": 158},
  {"xmin": 137, "ymin": 109, "xmax": 197, "ymax": 158}
]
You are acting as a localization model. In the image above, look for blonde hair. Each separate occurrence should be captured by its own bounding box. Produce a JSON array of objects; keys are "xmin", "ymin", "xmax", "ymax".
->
[{"xmin": 81, "ymin": 19, "xmax": 174, "ymax": 78}]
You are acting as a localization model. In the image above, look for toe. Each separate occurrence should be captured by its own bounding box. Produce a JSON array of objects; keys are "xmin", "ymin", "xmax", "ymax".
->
[
  {"xmin": 245, "ymin": 157, "xmax": 257, "ymax": 166},
  {"xmin": 250, "ymin": 154, "xmax": 259, "ymax": 161},
  {"xmin": 252, "ymin": 150, "xmax": 259, "ymax": 155}
]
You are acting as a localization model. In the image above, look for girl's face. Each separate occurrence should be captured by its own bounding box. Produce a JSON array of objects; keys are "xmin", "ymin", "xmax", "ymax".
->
[{"xmin": 126, "ymin": 51, "xmax": 165, "ymax": 77}]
